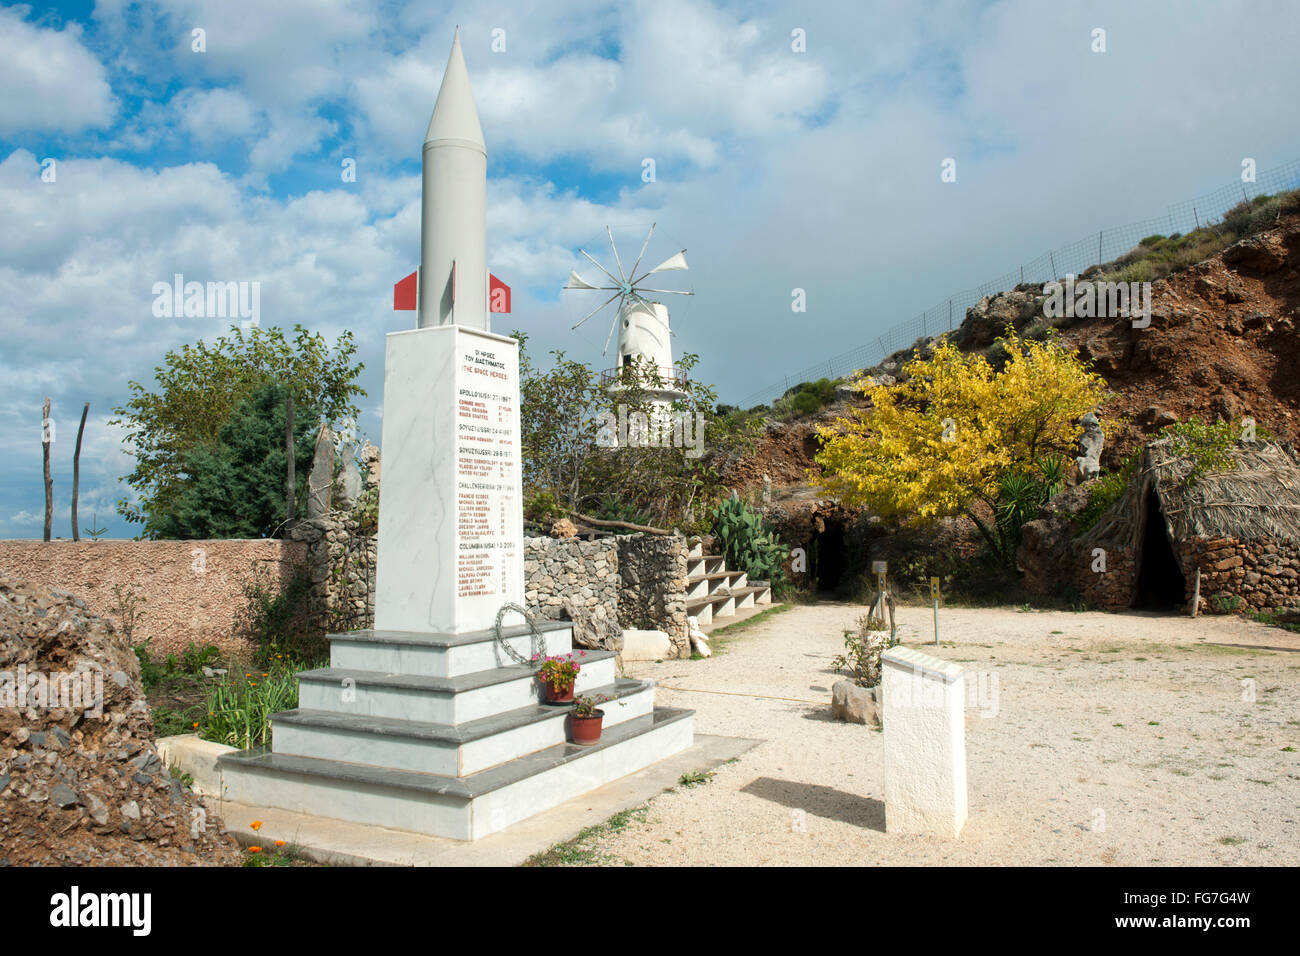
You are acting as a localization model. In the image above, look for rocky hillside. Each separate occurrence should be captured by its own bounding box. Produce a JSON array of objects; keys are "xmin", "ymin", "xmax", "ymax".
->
[{"xmin": 725, "ymin": 207, "xmax": 1300, "ymax": 492}]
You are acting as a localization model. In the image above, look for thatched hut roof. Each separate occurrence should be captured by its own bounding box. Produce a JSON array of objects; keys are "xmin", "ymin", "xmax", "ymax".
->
[{"xmin": 1080, "ymin": 439, "xmax": 1300, "ymax": 551}]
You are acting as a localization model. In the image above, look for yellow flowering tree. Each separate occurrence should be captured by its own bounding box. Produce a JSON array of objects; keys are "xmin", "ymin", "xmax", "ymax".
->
[{"xmin": 814, "ymin": 328, "xmax": 1107, "ymax": 562}]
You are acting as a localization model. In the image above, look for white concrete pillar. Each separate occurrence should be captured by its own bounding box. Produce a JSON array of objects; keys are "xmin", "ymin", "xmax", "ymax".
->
[{"xmin": 881, "ymin": 646, "xmax": 967, "ymax": 838}]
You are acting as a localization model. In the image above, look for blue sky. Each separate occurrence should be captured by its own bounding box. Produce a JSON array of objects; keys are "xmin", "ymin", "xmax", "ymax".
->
[{"xmin": 2, "ymin": 0, "xmax": 1300, "ymax": 538}]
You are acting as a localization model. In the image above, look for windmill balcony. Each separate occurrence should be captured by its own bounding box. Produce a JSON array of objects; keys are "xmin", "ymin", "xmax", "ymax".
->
[{"xmin": 600, "ymin": 365, "xmax": 689, "ymax": 390}]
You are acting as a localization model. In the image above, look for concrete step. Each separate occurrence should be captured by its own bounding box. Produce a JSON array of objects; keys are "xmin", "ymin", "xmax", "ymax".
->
[
  {"xmin": 296, "ymin": 651, "xmax": 618, "ymax": 725},
  {"xmin": 728, "ymin": 584, "xmax": 771, "ymax": 611},
  {"xmin": 685, "ymin": 592, "xmax": 735, "ymax": 625},
  {"xmin": 218, "ymin": 707, "xmax": 696, "ymax": 840},
  {"xmin": 685, "ymin": 555, "xmax": 726, "ymax": 578},
  {"xmin": 327, "ymin": 620, "xmax": 573, "ymax": 679},
  {"xmin": 686, "ymin": 570, "xmax": 748, "ymax": 599},
  {"xmin": 272, "ymin": 679, "xmax": 655, "ymax": 776}
]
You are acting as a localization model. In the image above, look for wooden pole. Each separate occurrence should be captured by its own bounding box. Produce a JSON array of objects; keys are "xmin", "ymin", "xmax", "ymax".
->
[
  {"xmin": 285, "ymin": 393, "xmax": 296, "ymax": 534},
  {"xmin": 1190, "ymin": 567, "xmax": 1201, "ymax": 617},
  {"xmin": 42, "ymin": 397, "xmax": 53, "ymax": 542},
  {"xmin": 72, "ymin": 402, "xmax": 88, "ymax": 541}
]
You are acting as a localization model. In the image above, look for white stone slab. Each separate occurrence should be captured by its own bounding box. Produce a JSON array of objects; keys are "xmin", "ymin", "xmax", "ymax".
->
[
  {"xmin": 620, "ymin": 629, "xmax": 672, "ymax": 661},
  {"xmin": 881, "ymin": 646, "xmax": 967, "ymax": 839},
  {"xmin": 328, "ymin": 627, "xmax": 573, "ymax": 679},
  {"xmin": 374, "ymin": 324, "xmax": 525, "ymax": 634},
  {"xmin": 297, "ymin": 657, "xmax": 618, "ymax": 725}
]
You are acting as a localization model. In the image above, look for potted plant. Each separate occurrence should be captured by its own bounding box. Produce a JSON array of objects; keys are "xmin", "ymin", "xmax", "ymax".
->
[
  {"xmin": 534, "ymin": 652, "xmax": 584, "ymax": 703},
  {"xmin": 568, "ymin": 694, "xmax": 611, "ymax": 745}
]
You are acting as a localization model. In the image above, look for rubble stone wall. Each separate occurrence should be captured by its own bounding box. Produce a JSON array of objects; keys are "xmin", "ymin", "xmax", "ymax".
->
[
  {"xmin": 524, "ymin": 536, "xmax": 619, "ymax": 632},
  {"xmin": 617, "ymin": 533, "xmax": 690, "ymax": 658},
  {"xmin": 289, "ymin": 516, "xmax": 376, "ymax": 633},
  {"xmin": 1189, "ymin": 535, "xmax": 1300, "ymax": 612}
]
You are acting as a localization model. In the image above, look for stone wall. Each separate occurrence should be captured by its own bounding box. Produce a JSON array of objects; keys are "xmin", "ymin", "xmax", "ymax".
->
[
  {"xmin": 524, "ymin": 536, "xmax": 619, "ymax": 638},
  {"xmin": 1189, "ymin": 536, "xmax": 1300, "ymax": 612},
  {"xmin": 0, "ymin": 526, "xmax": 694, "ymax": 662},
  {"xmin": 290, "ymin": 516, "xmax": 377, "ymax": 633},
  {"xmin": 617, "ymin": 533, "xmax": 690, "ymax": 657},
  {"xmin": 0, "ymin": 539, "xmax": 305, "ymax": 658}
]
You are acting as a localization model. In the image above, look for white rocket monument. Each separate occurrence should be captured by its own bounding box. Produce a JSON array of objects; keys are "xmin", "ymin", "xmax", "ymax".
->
[
  {"xmin": 373, "ymin": 29, "xmax": 523, "ymax": 634},
  {"xmin": 217, "ymin": 31, "xmax": 694, "ymax": 843},
  {"xmin": 419, "ymin": 29, "xmax": 488, "ymax": 330}
]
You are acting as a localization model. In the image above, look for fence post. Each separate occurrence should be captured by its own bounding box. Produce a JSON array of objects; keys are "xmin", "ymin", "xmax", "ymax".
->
[
  {"xmin": 948, "ymin": 299, "xmax": 953, "ymax": 330},
  {"xmin": 1050, "ymin": 252, "xmax": 1056, "ymax": 280},
  {"xmin": 1098, "ymin": 231, "xmax": 1103, "ymax": 267},
  {"xmin": 1193, "ymin": 206, "xmax": 1199, "ymax": 230}
]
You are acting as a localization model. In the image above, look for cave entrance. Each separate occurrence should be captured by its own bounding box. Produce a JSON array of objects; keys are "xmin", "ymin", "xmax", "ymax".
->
[
  {"xmin": 810, "ymin": 517, "xmax": 848, "ymax": 594},
  {"xmin": 1134, "ymin": 487, "xmax": 1187, "ymax": 610}
]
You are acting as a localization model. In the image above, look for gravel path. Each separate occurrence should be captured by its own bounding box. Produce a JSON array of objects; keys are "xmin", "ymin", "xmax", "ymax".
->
[{"xmin": 575, "ymin": 603, "xmax": 1300, "ymax": 866}]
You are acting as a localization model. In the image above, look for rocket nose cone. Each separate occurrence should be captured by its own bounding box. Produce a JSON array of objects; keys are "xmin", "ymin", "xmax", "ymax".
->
[{"xmin": 425, "ymin": 30, "xmax": 485, "ymax": 148}]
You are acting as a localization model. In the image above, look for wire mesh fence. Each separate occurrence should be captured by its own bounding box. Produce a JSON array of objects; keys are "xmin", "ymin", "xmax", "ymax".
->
[{"xmin": 736, "ymin": 158, "xmax": 1300, "ymax": 409}]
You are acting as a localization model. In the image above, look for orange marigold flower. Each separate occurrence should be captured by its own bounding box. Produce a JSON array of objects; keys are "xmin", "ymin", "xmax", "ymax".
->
[
  {"xmin": 250, "ymin": 820, "xmax": 263, "ymax": 831},
  {"xmin": 275, "ymin": 840, "xmax": 285, "ymax": 847},
  {"xmin": 248, "ymin": 846, "xmax": 262, "ymax": 853}
]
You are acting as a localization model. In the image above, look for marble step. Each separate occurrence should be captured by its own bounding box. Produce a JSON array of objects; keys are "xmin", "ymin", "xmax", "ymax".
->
[
  {"xmin": 327, "ymin": 619, "xmax": 574, "ymax": 679},
  {"xmin": 296, "ymin": 650, "xmax": 618, "ymax": 725},
  {"xmin": 686, "ymin": 570, "xmax": 748, "ymax": 598},
  {"xmin": 272, "ymin": 679, "xmax": 654, "ymax": 777},
  {"xmin": 217, "ymin": 707, "xmax": 695, "ymax": 840}
]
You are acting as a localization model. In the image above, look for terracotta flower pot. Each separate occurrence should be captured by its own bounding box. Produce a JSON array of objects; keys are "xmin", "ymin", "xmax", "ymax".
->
[
  {"xmin": 541, "ymin": 678, "xmax": 575, "ymax": 704},
  {"xmin": 569, "ymin": 711, "xmax": 605, "ymax": 745}
]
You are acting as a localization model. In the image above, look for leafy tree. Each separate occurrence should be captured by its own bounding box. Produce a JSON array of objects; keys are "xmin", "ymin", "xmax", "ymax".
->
[
  {"xmin": 111, "ymin": 324, "xmax": 364, "ymax": 535},
  {"xmin": 147, "ymin": 383, "xmax": 320, "ymax": 539},
  {"xmin": 814, "ymin": 328, "xmax": 1107, "ymax": 563},
  {"xmin": 516, "ymin": 332, "xmax": 759, "ymax": 531}
]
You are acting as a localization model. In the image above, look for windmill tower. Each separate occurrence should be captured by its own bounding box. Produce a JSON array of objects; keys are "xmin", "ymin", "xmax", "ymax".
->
[{"xmin": 565, "ymin": 224, "xmax": 693, "ymax": 404}]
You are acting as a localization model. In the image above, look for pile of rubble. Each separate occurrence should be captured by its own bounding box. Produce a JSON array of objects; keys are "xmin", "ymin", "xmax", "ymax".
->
[{"xmin": 0, "ymin": 576, "xmax": 240, "ymax": 866}]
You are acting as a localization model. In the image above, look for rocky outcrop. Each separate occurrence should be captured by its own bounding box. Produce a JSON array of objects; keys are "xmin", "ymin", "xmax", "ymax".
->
[
  {"xmin": 951, "ymin": 288, "xmax": 1045, "ymax": 350},
  {"xmin": 0, "ymin": 577, "xmax": 240, "ymax": 865}
]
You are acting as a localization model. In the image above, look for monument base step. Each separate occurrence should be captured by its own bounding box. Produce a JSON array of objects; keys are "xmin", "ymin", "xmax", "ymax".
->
[
  {"xmin": 216, "ymin": 733, "xmax": 761, "ymax": 866},
  {"xmin": 217, "ymin": 707, "xmax": 694, "ymax": 840}
]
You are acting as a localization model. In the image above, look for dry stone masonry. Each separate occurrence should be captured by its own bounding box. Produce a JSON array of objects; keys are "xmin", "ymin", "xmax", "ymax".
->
[{"xmin": 617, "ymin": 533, "xmax": 690, "ymax": 658}]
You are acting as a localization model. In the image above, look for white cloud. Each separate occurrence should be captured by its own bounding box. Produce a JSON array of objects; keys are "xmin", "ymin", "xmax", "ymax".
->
[
  {"xmin": 0, "ymin": 6, "xmax": 116, "ymax": 136},
  {"xmin": 173, "ymin": 87, "xmax": 258, "ymax": 143}
]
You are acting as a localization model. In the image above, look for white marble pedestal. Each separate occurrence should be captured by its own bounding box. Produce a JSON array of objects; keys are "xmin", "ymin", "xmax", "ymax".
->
[{"xmin": 218, "ymin": 324, "xmax": 693, "ymax": 840}]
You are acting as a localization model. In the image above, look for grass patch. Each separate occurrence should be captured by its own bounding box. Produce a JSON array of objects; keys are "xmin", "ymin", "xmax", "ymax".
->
[
  {"xmin": 677, "ymin": 769, "xmax": 715, "ymax": 788},
  {"xmin": 700, "ymin": 603, "xmax": 797, "ymax": 657},
  {"xmin": 1218, "ymin": 836, "xmax": 1247, "ymax": 846},
  {"xmin": 524, "ymin": 805, "xmax": 649, "ymax": 867},
  {"xmin": 708, "ymin": 603, "xmax": 795, "ymax": 636}
]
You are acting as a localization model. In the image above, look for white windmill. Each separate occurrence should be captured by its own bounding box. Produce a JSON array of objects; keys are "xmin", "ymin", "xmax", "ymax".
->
[{"xmin": 565, "ymin": 224, "xmax": 693, "ymax": 403}]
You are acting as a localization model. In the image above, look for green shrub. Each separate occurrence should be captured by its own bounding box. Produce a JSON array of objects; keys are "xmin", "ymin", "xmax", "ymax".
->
[
  {"xmin": 1075, "ymin": 451, "xmax": 1139, "ymax": 532},
  {"xmin": 773, "ymin": 378, "xmax": 839, "ymax": 420},
  {"xmin": 524, "ymin": 489, "xmax": 567, "ymax": 525},
  {"xmin": 352, "ymin": 485, "xmax": 379, "ymax": 535},
  {"xmin": 832, "ymin": 613, "xmax": 896, "ymax": 687},
  {"xmin": 235, "ymin": 565, "xmax": 326, "ymax": 666},
  {"xmin": 1158, "ymin": 416, "xmax": 1271, "ymax": 488}
]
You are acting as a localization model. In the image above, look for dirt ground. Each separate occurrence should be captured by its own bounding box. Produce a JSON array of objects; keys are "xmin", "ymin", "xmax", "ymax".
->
[{"xmin": 587, "ymin": 602, "xmax": 1300, "ymax": 866}]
